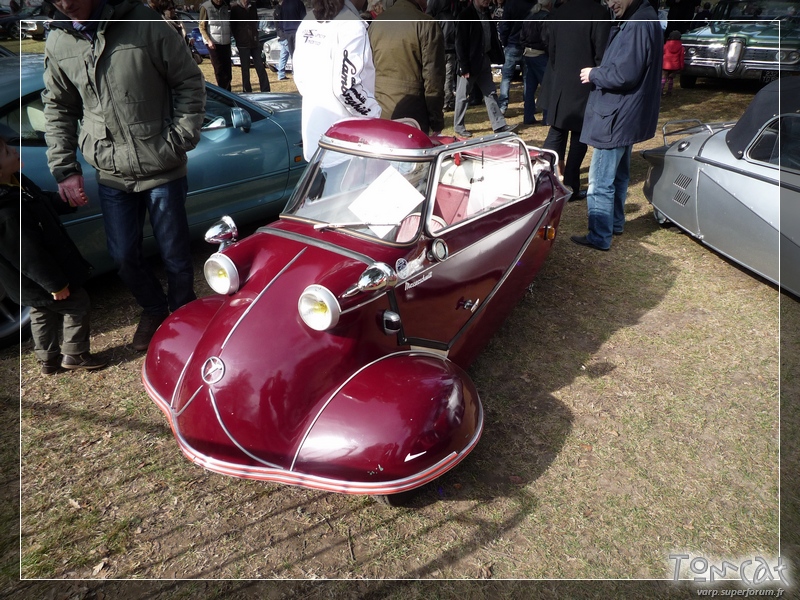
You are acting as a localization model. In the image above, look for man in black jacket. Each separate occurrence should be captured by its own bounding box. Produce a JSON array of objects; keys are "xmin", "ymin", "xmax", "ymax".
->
[
  {"xmin": 453, "ymin": 0, "xmax": 513, "ymax": 137},
  {"xmin": 540, "ymin": 0, "xmax": 611, "ymax": 198},
  {"xmin": 427, "ymin": 0, "xmax": 457, "ymax": 110},
  {"xmin": 231, "ymin": 0, "xmax": 270, "ymax": 92}
]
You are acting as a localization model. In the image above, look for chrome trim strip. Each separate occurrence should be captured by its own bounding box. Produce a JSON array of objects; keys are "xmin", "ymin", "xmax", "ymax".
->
[
  {"xmin": 289, "ymin": 349, "xmax": 455, "ymax": 471},
  {"xmin": 175, "ymin": 385, "xmax": 204, "ymax": 417},
  {"xmin": 258, "ymin": 227, "xmax": 375, "ymax": 265},
  {"xmin": 208, "ymin": 388, "xmax": 283, "ymax": 469},
  {"xmin": 169, "ymin": 348, "xmax": 195, "ymax": 410},
  {"xmin": 220, "ymin": 248, "xmax": 306, "ymax": 352}
]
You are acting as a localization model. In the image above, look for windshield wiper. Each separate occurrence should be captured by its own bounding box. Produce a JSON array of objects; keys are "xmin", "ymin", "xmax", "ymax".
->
[{"xmin": 314, "ymin": 221, "xmax": 399, "ymax": 231}]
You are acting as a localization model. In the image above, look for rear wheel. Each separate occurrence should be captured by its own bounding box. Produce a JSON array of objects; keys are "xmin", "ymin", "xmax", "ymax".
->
[{"xmin": 680, "ymin": 74, "xmax": 697, "ymax": 89}]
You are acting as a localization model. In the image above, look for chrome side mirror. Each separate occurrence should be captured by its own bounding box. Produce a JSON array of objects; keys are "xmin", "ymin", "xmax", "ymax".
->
[
  {"xmin": 341, "ymin": 263, "xmax": 398, "ymax": 298},
  {"xmin": 205, "ymin": 216, "xmax": 239, "ymax": 250},
  {"xmin": 231, "ymin": 107, "xmax": 252, "ymax": 132}
]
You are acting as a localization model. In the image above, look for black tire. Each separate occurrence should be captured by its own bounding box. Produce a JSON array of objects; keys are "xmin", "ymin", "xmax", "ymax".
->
[
  {"xmin": 680, "ymin": 74, "xmax": 697, "ymax": 89},
  {"xmin": 10, "ymin": 23, "xmax": 23, "ymax": 40},
  {"xmin": 371, "ymin": 489, "xmax": 419, "ymax": 507}
]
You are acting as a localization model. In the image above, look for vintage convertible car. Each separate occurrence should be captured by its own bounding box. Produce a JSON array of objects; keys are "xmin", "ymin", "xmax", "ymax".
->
[
  {"xmin": 142, "ymin": 119, "xmax": 569, "ymax": 503},
  {"xmin": 0, "ymin": 55, "xmax": 305, "ymax": 346},
  {"xmin": 680, "ymin": 0, "xmax": 800, "ymax": 88},
  {"xmin": 641, "ymin": 77, "xmax": 799, "ymax": 297}
]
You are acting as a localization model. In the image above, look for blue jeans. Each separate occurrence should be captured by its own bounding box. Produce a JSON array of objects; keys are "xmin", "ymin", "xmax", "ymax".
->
[
  {"xmin": 586, "ymin": 146, "xmax": 632, "ymax": 249},
  {"xmin": 277, "ymin": 38, "xmax": 290, "ymax": 80},
  {"xmin": 98, "ymin": 177, "xmax": 196, "ymax": 315},
  {"xmin": 498, "ymin": 43, "xmax": 524, "ymax": 112},
  {"xmin": 523, "ymin": 53, "xmax": 547, "ymax": 124}
]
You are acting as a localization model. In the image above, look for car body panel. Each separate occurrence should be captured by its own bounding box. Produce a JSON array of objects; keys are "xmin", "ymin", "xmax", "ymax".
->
[
  {"xmin": 681, "ymin": 0, "xmax": 800, "ymax": 84},
  {"xmin": 143, "ymin": 118, "xmax": 569, "ymax": 496},
  {"xmin": 641, "ymin": 77, "xmax": 800, "ymax": 296},
  {"xmin": 0, "ymin": 57, "xmax": 306, "ymax": 275}
]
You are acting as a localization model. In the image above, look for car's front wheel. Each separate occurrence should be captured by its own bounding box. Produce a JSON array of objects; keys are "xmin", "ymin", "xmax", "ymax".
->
[
  {"xmin": 372, "ymin": 490, "xmax": 418, "ymax": 507},
  {"xmin": 653, "ymin": 207, "xmax": 671, "ymax": 227},
  {"xmin": 680, "ymin": 74, "xmax": 697, "ymax": 89},
  {"xmin": 10, "ymin": 23, "xmax": 23, "ymax": 40}
]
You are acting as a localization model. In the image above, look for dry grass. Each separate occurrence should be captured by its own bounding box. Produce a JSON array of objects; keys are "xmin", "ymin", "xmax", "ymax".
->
[{"xmin": 1, "ymin": 41, "xmax": 791, "ymax": 599}]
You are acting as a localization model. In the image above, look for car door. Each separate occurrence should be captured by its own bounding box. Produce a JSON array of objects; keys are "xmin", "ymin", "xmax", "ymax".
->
[
  {"xmin": 183, "ymin": 85, "xmax": 294, "ymax": 231},
  {"xmin": 695, "ymin": 117, "xmax": 782, "ymax": 283},
  {"xmin": 2, "ymin": 83, "xmax": 293, "ymax": 274},
  {"xmin": 392, "ymin": 139, "xmax": 553, "ymax": 350}
]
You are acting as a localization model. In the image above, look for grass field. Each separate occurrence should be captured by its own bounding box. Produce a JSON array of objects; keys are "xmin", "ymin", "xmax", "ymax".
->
[{"xmin": 0, "ymin": 39, "xmax": 794, "ymax": 599}]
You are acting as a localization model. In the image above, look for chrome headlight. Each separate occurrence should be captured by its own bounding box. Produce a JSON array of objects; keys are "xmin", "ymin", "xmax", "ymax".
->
[
  {"xmin": 298, "ymin": 285, "xmax": 341, "ymax": 331},
  {"xmin": 204, "ymin": 253, "xmax": 240, "ymax": 295}
]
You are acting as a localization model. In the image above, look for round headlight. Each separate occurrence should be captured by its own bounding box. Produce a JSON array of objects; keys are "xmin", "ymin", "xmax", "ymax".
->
[
  {"xmin": 298, "ymin": 285, "xmax": 341, "ymax": 331},
  {"xmin": 204, "ymin": 253, "xmax": 240, "ymax": 295}
]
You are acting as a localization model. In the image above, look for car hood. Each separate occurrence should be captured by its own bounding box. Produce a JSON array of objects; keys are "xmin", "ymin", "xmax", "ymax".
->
[
  {"xmin": 150, "ymin": 228, "xmax": 387, "ymax": 468},
  {"xmin": 240, "ymin": 92, "xmax": 302, "ymax": 114},
  {"xmin": 686, "ymin": 20, "xmax": 799, "ymax": 45}
]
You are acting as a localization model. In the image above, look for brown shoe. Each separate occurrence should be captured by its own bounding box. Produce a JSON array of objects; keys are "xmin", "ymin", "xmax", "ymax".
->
[
  {"xmin": 61, "ymin": 352, "xmax": 107, "ymax": 371},
  {"xmin": 132, "ymin": 312, "xmax": 168, "ymax": 352},
  {"xmin": 40, "ymin": 356, "xmax": 62, "ymax": 375}
]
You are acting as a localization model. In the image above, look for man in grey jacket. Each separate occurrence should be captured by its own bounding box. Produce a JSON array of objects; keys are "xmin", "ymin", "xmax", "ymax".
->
[
  {"xmin": 43, "ymin": 0, "xmax": 206, "ymax": 351},
  {"xmin": 571, "ymin": 0, "xmax": 662, "ymax": 251}
]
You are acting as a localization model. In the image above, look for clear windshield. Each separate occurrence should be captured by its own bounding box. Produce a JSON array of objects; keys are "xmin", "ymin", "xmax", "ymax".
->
[{"xmin": 284, "ymin": 150, "xmax": 433, "ymax": 242}]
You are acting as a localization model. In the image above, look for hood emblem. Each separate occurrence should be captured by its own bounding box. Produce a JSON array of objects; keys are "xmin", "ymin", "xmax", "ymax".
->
[{"xmin": 201, "ymin": 356, "xmax": 225, "ymax": 384}]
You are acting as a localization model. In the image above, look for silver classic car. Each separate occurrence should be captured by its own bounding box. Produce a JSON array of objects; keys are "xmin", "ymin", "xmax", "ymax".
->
[{"xmin": 641, "ymin": 77, "xmax": 800, "ymax": 297}]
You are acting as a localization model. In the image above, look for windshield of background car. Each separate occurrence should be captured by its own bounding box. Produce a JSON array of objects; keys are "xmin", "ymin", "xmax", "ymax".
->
[
  {"xmin": 284, "ymin": 150, "xmax": 432, "ymax": 242},
  {"xmin": 713, "ymin": 0, "xmax": 797, "ymax": 19}
]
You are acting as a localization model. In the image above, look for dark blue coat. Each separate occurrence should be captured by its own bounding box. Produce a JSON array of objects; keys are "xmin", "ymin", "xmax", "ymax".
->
[{"xmin": 580, "ymin": 0, "xmax": 663, "ymax": 149}]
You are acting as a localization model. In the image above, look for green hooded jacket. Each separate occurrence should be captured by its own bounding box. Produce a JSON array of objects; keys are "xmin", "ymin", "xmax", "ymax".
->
[{"xmin": 43, "ymin": 0, "xmax": 206, "ymax": 192}]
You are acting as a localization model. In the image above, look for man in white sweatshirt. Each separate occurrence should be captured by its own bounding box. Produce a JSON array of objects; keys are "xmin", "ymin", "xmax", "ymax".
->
[{"xmin": 293, "ymin": 0, "xmax": 382, "ymax": 161}]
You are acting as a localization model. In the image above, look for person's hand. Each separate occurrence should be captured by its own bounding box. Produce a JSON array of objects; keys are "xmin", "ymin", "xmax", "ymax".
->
[
  {"xmin": 57, "ymin": 174, "xmax": 88, "ymax": 207},
  {"xmin": 462, "ymin": 72, "xmax": 470, "ymax": 79},
  {"xmin": 52, "ymin": 285, "xmax": 70, "ymax": 301},
  {"xmin": 206, "ymin": 39, "xmax": 215, "ymax": 49},
  {"xmin": 580, "ymin": 67, "xmax": 593, "ymax": 84}
]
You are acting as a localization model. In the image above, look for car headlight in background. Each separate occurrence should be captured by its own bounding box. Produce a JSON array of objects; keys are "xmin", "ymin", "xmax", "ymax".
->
[
  {"xmin": 298, "ymin": 285, "xmax": 341, "ymax": 331},
  {"xmin": 779, "ymin": 50, "xmax": 800, "ymax": 64},
  {"xmin": 204, "ymin": 253, "xmax": 240, "ymax": 295}
]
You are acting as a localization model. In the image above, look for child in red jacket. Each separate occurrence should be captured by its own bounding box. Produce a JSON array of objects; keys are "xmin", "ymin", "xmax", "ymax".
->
[{"xmin": 662, "ymin": 30, "xmax": 685, "ymax": 96}]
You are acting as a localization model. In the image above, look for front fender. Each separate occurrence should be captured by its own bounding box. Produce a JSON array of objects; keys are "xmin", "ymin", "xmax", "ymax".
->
[{"xmin": 292, "ymin": 351, "xmax": 483, "ymax": 494}]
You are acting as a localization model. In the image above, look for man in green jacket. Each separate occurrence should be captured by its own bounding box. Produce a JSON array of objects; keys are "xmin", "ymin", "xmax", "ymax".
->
[
  {"xmin": 368, "ymin": 0, "xmax": 446, "ymax": 135},
  {"xmin": 42, "ymin": 0, "xmax": 206, "ymax": 351}
]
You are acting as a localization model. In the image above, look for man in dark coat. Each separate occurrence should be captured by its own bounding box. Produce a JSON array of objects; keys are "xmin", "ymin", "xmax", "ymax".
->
[
  {"xmin": 540, "ymin": 0, "xmax": 611, "ymax": 198},
  {"xmin": 572, "ymin": 0, "xmax": 662, "ymax": 251},
  {"xmin": 666, "ymin": 0, "xmax": 700, "ymax": 36},
  {"xmin": 427, "ymin": 0, "xmax": 457, "ymax": 110},
  {"xmin": 231, "ymin": 0, "xmax": 271, "ymax": 92},
  {"xmin": 453, "ymin": 0, "xmax": 512, "ymax": 137}
]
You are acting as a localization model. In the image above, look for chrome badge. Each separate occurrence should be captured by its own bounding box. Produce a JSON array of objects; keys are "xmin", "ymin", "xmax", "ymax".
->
[{"xmin": 201, "ymin": 356, "xmax": 225, "ymax": 384}]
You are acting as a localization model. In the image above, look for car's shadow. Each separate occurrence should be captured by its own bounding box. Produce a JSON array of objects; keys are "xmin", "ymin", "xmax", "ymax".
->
[{"xmin": 399, "ymin": 209, "xmax": 679, "ymax": 508}]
